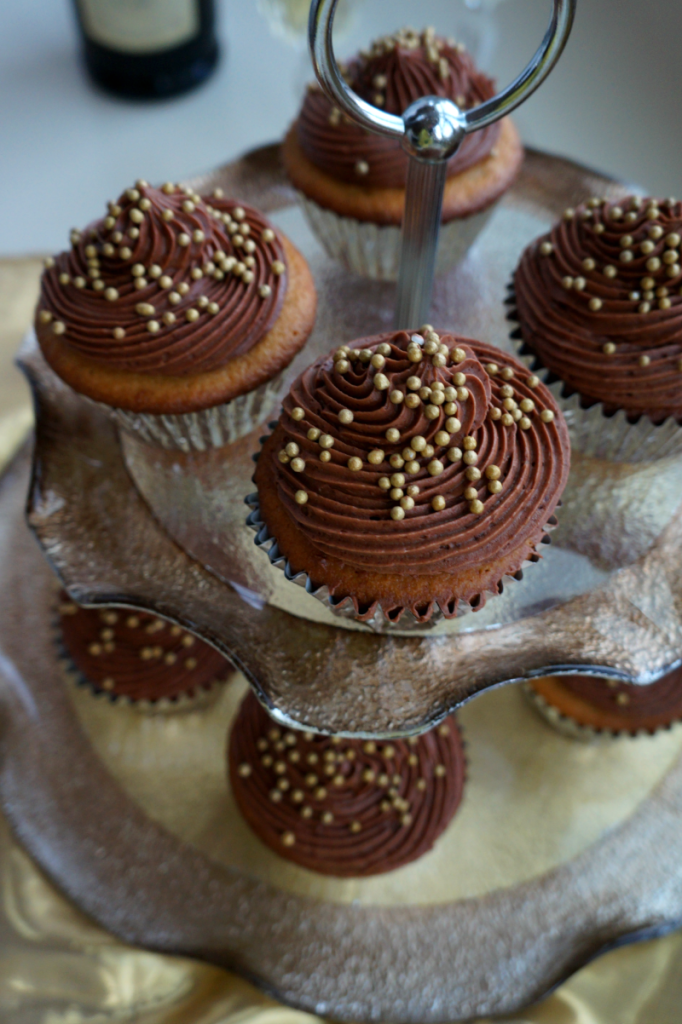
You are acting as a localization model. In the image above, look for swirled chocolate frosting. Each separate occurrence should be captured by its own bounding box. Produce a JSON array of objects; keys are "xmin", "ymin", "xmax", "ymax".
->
[
  {"xmin": 514, "ymin": 195, "xmax": 682, "ymax": 420},
  {"xmin": 58, "ymin": 593, "xmax": 232, "ymax": 702},
  {"xmin": 36, "ymin": 181, "xmax": 287, "ymax": 376},
  {"xmin": 229, "ymin": 691, "xmax": 465, "ymax": 877},
  {"xmin": 256, "ymin": 329, "xmax": 569, "ymax": 619},
  {"xmin": 297, "ymin": 27, "xmax": 499, "ymax": 188}
]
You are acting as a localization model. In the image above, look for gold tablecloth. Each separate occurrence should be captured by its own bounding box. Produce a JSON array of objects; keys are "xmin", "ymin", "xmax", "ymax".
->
[{"xmin": 1, "ymin": 257, "xmax": 681, "ymax": 1024}]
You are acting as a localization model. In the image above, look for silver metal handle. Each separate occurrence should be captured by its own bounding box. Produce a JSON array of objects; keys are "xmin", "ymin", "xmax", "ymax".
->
[{"xmin": 309, "ymin": 1, "xmax": 577, "ymax": 326}]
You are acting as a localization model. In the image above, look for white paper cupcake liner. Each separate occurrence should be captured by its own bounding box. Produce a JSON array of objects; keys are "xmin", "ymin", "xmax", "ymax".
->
[
  {"xmin": 110, "ymin": 371, "xmax": 286, "ymax": 453},
  {"xmin": 300, "ymin": 195, "xmax": 494, "ymax": 282},
  {"xmin": 506, "ymin": 285, "xmax": 682, "ymax": 463},
  {"xmin": 521, "ymin": 681, "xmax": 675, "ymax": 742}
]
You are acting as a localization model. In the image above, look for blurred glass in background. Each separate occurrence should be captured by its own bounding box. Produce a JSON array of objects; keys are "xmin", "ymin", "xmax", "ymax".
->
[{"xmin": 256, "ymin": 0, "xmax": 507, "ymax": 74}]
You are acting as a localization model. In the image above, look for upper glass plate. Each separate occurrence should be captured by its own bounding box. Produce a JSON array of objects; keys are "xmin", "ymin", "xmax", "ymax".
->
[{"xmin": 20, "ymin": 145, "xmax": 682, "ymax": 736}]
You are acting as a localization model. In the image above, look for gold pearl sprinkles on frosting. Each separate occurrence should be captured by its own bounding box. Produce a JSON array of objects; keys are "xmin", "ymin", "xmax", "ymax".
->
[
  {"xmin": 229, "ymin": 690, "xmax": 466, "ymax": 877},
  {"xmin": 271, "ymin": 328, "xmax": 563, "ymax": 522},
  {"xmin": 249, "ymin": 329, "xmax": 569, "ymax": 625},
  {"xmin": 36, "ymin": 180, "xmax": 287, "ymax": 377},
  {"xmin": 58, "ymin": 593, "xmax": 231, "ymax": 703},
  {"xmin": 514, "ymin": 195, "xmax": 682, "ymax": 421},
  {"xmin": 297, "ymin": 26, "xmax": 500, "ymax": 190}
]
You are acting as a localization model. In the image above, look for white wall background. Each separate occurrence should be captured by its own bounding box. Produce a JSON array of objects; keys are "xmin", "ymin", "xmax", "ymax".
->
[{"xmin": 1, "ymin": 0, "xmax": 681, "ymax": 255}]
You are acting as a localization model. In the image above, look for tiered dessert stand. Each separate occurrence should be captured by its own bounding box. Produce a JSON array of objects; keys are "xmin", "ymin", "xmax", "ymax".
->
[{"xmin": 2, "ymin": 1, "xmax": 682, "ymax": 1019}]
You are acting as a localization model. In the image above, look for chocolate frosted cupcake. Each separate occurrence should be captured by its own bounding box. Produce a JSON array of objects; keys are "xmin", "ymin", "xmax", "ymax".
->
[
  {"xmin": 247, "ymin": 328, "xmax": 569, "ymax": 626},
  {"xmin": 282, "ymin": 27, "xmax": 523, "ymax": 280},
  {"xmin": 525, "ymin": 667, "xmax": 682, "ymax": 739},
  {"xmin": 36, "ymin": 180, "xmax": 316, "ymax": 451},
  {"xmin": 512, "ymin": 195, "xmax": 682, "ymax": 461},
  {"xmin": 229, "ymin": 691, "xmax": 465, "ymax": 877},
  {"xmin": 58, "ymin": 594, "xmax": 233, "ymax": 706}
]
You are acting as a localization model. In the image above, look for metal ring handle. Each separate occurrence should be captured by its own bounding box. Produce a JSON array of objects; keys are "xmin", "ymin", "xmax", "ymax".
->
[{"xmin": 309, "ymin": 0, "xmax": 576, "ymax": 156}]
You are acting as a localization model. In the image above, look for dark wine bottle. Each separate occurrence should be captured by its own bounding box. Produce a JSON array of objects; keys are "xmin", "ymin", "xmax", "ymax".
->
[{"xmin": 73, "ymin": 0, "xmax": 219, "ymax": 100}]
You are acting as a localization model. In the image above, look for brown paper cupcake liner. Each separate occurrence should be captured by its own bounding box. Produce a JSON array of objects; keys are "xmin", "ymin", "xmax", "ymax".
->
[
  {"xmin": 245, "ymin": 433, "xmax": 557, "ymax": 633},
  {"xmin": 506, "ymin": 282, "xmax": 682, "ymax": 463},
  {"xmin": 109, "ymin": 371, "xmax": 286, "ymax": 453},
  {"xmin": 300, "ymin": 194, "xmax": 494, "ymax": 282}
]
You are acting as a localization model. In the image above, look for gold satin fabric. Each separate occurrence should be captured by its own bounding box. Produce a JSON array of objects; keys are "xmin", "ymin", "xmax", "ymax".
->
[
  {"xmin": 1, "ymin": 260, "xmax": 681, "ymax": 1023},
  {"xmin": 0, "ymin": 808, "xmax": 681, "ymax": 1024}
]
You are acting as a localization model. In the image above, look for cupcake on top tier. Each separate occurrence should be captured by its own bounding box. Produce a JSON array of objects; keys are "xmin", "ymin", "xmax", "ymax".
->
[
  {"xmin": 58, "ymin": 593, "xmax": 233, "ymax": 706},
  {"xmin": 36, "ymin": 180, "xmax": 316, "ymax": 451},
  {"xmin": 282, "ymin": 26, "xmax": 523, "ymax": 280},
  {"xmin": 229, "ymin": 690, "xmax": 466, "ymax": 877},
  {"xmin": 526, "ymin": 666, "xmax": 682, "ymax": 739},
  {"xmin": 512, "ymin": 195, "xmax": 682, "ymax": 460},
  {"xmin": 248, "ymin": 328, "xmax": 569, "ymax": 626}
]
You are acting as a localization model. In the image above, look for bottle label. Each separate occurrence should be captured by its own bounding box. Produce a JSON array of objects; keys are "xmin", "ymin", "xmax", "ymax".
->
[{"xmin": 77, "ymin": 0, "xmax": 199, "ymax": 54}]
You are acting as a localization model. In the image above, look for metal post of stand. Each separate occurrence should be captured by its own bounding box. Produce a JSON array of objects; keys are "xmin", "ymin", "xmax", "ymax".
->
[{"xmin": 308, "ymin": 0, "xmax": 577, "ymax": 328}]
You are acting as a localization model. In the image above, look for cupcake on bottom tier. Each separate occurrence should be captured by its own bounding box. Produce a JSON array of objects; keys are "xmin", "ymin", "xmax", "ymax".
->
[
  {"xmin": 229, "ymin": 691, "xmax": 466, "ymax": 877},
  {"xmin": 58, "ymin": 594, "xmax": 233, "ymax": 706},
  {"xmin": 248, "ymin": 327, "xmax": 570, "ymax": 625},
  {"xmin": 511, "ymin": 195, "xmax": 682, "ymax": 461},
  {"xmin": 282, "ymin": 26, "xmax": 523, "ymax": 281},
  {"xmin": 525, "ymin": 667, "xmax": 682, "ymax": 739},
  {"xmin": 35, "ymin": 180, "xmax": 316, "ymax": 452}
]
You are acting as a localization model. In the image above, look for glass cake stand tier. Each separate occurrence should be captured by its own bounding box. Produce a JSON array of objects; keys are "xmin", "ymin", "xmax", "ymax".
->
[
  {"xmin": 19, "ymin": 144, "xmax": 682, "ymax": 736},
  {"xmin": 2, "ymin": 443, "xmax": 682, "ymax": 1021}
]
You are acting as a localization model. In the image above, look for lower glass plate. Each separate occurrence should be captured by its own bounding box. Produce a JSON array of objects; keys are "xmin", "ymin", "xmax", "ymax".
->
[{"xmin": 1, "ymin": 444, "xmax": 682, "ymax": 1021}]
